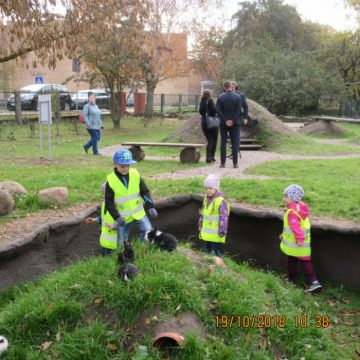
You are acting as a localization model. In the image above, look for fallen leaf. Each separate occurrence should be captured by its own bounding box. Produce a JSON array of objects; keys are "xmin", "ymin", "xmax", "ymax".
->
[
  {"xmin": 39, "ymin": 341, "xmax": 52, "ymax": 351},
  {"xmin": 151, "ymin": 316, "xmax": 158, "ymax": 322},
  {"xmin": 106, "ymin": 343, "xmax": 118, "ymax": 351},
  {"xmin": 107, "ymin": 280, "xmax": 114, "ymax": 287},
  {"xmin": 314, "ymin": 301, "xmax": 320, "ymax": 308},
  {"xmin": 145, "ymin": 318, "xmax": 151, "ymax": 325},
  {"xmin": 145, "ymin": 288, "xmax": 153, "ymax": 295},
  {"xmin": 245, "ymin": 333, "xmax": 251, "ymax": 346},
  {"xmin": 339, "ymin": 343, "xmax": 348, "ymax": 347},
  {"xmin": 56, "ymin": 332, "xmax": 61, "ymax": 342},
  {"xmin": 342, "ymin": 298, "xmax": 350, "ymax": 305},
  {"xmin": 69, "ymin": 283, "xmax": 82, "ymax": 289},
  {"xmin": 304, "ymin": 344, "xmax": 312, "ymax": 350},
  {"xmin": 344, "ymin": 321, "xmax": 354, "ymax": 327},
  {"xmin": 175, "ymin": 304, "xmax": 181, "ymax": 312},
  {"xmin": 94, "ymin": 297, "xmax": 103, "ymax": 305}
]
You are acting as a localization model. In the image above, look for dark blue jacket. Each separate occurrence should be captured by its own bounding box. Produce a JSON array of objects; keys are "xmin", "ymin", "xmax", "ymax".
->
[
  {"xmin": 236, "ymin": 91, "xmax": 249, "ymax": 119},
  {"xmin": 216, "ymin": 91, "xmax": 243, "ymax": 126}
]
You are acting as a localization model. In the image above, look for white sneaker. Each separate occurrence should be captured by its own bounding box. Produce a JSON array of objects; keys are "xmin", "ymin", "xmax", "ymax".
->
[{"xmin": 305, "ymin": 281, "xmax": 322, "ymax": 293}]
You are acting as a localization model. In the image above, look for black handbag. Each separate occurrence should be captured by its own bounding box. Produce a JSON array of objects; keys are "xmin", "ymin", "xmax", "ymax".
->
[{"xmin": 205, "ymin": 99, "xmax": 219, "ymax": 129}]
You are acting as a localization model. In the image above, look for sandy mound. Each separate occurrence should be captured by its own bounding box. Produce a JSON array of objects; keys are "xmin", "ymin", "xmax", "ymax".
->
[
  {"xmin": 301, "ymin": 120, "xmax": 345, "ymax": 136},
  {"xmin": 166, "ymin": 99, "xmax": 301, "ymax": 147}
]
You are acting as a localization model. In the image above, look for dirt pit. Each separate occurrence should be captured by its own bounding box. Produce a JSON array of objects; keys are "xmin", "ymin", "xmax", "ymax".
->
[{"xmin": 0, "ymin": 196, "xmax": 359, "ymax": 290}]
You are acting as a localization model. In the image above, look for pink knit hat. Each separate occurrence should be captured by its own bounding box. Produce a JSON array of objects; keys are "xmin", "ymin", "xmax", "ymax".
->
[{"xmin": 204, "ymin": 174, "xmax": 220, "ymax": 190}]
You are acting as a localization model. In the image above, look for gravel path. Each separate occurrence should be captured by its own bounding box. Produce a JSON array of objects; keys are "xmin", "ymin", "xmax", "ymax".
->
[{"xmin": 101, "ymin": 145, "xmax": 360, "ymax": 180}]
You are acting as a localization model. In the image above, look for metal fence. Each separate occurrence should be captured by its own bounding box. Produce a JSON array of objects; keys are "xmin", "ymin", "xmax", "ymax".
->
[
  {"xmin": 0, "ymin": 89, "xmax": 200, "ymax": 122},
  {"xmin": 340, "ymin": 96, "xmax": 360, "ymax": 118}
]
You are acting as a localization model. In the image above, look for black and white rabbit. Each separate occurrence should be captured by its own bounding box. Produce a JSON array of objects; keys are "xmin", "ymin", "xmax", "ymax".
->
[{"xmin": 145, "ymin": 228, "xmax": 177, "ymax": 252}]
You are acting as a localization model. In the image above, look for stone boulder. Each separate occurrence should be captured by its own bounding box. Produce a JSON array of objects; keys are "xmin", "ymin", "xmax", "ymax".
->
[
  {"xmin": 38, "ymin": 187, "xmax": 69, "ymax": 205},
  {"xmin": 0, "ymin": 189, "xmax": 14, "ymax": 216},
  {"xmin": 0, "ymin": 180, "xmax": 28, "ymax": 197}
]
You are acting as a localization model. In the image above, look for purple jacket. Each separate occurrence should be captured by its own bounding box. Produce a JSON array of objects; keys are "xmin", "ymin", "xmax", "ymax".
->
[{"xmin": 198, "ymin": 192, "xmax": 229, "ymax": 236}]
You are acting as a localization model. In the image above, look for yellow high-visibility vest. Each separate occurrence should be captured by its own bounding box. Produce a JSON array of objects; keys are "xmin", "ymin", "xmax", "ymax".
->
[
  {"xmin": 107, "ymin": 168, "xmax": 145, "ymax": 224},
  {"xmin": 200, "ymin": 196, "xmax": 229, "ymax": 243},
  {"xmin": 99, "ymin": 202, "xmax": 117, "ymax": 250},
  {"xmin": 280, "ymin": 209, "xmax": 311, "ymax": 257}
]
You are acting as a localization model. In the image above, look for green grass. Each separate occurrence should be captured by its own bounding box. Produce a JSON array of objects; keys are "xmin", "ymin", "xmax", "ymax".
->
[
  {"xmin": 269, "ymin": 134, "xmax": 360, "ymax": 155},
  {"xmin": 148, "ymin": 157, "xmax": 360, "ymax": 221},
  {"xmin": 0, "ymin": 242, "xmax": 358, "ymax": 359},
  {"xmin": 1, "ymin": 116, "xmax": 360, "ymax": 221}
]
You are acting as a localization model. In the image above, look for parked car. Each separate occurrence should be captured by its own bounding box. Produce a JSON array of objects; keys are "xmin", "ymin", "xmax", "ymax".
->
[
  {"xmin": 71, "ymin": 89, "xmax": 110, "ymax": 110},
  {"xmin": 7, "ymin": 84, "xmax": 72, "ymax": 111}
]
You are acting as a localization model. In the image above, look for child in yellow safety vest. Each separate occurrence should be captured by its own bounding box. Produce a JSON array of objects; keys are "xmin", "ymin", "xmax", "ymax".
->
[
  {"xmin": 104, "ymin": 149, "xmax": 157, "ymax": 249},
  {"xmin": 85, "ymin": 183, "xmax": 117, "ymax": 256},
  {"xmin": 279, "ymin": 184, "xmax": 322, "ymax": 293},
  {"xmin": 198, "ymin": 174, "xmax": 230, "ymax": 257}
]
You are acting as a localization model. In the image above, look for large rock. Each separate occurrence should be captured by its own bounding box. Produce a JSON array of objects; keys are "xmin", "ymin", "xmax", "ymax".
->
[
  {"xmin": 38, "ymin": 187, "xmax": 69, "ymax": 205},
  {"xmin": 0, "ymin": 189, "xmax": 14, "ymax": 216},
  {"xmin": 0, "ymin": 180, "xmax": 27, "ymax": 197}
]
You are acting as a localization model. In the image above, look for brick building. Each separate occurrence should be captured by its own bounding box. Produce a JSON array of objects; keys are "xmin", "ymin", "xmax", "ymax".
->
[{"xmin": 0, "ymin": 32, "xmax": 202, "ymax": 97}]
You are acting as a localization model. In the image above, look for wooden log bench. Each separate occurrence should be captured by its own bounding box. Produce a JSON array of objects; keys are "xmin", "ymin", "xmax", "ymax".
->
[{"xmin": 121, "ymin": 141, "xmax": 205, "ymax": 163}]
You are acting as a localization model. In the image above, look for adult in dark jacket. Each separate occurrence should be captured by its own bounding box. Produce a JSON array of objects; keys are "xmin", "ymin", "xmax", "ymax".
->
[
  {"xmin": 199, "ymin": 90, "xmax": 218, "ymax": 163},
  {"xmin": 216, "ymin": 81, "xmax": 247, "ymax": 168},
  {"xmin": 232, "ymin": 82, "xmax": 249, "ymax": 120}
]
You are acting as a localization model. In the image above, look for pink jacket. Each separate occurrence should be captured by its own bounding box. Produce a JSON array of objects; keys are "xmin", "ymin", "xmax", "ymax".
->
[{"xmin": 287, "ymin": 201, "xmax": 311, "ymax": 260}]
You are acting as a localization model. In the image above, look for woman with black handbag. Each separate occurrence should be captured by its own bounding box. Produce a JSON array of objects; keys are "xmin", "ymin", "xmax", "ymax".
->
[{"xmin": 199, "ymin": 90, "xmax": 219, "ymax": 163}]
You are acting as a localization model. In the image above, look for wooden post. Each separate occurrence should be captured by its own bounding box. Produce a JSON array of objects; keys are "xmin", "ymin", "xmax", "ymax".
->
[
  {"xmin": 179, "ymin": 95, "xmax": 183, "ymax": 115},
  {"xmin": 56, "ymin": 93, "xmax": 61, "ymax": 124},
  {"xmin": 15, "ymin": 91, "xmax": 22, "ymax": 125},
  {"xmin": 160, "ymin": 94, "xmax": 165, "ymax": 115},
  {"xmin": 195, "ymin": 95, "xmax": 199, "ymax": 112}
]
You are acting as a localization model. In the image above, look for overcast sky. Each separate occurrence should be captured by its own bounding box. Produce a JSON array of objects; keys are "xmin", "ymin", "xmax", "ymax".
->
[{"xmin": 224, "ymin": 0, "xmax": 358, "ymax": 31}]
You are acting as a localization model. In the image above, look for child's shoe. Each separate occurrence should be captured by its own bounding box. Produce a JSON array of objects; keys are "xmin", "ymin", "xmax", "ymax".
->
[{"xmin": 305, "ymin": 281, "xmax": 322, "ymax": 293}]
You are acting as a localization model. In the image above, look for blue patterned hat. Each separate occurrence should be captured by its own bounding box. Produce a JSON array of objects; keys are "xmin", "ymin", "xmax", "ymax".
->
[
  {"xmin": 284, "ymin": 184, "xmax": 304, "ymax": 202},
  {"xmin": 113, "ymin": 149, "xmax": 137, "ymax": 165}
]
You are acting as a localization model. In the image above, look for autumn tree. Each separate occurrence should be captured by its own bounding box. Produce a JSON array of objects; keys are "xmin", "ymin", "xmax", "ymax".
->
[
  {"xmin": 0, "ymin": 0, "xmax": 80, "ymax": 67},
  {"xmin": 191, "ymin": 27, "xmax": 225, "ymax": 83},
  {"xmin": 140, "ymin": 0, "xmax": 224, "ymax": 117},
  {"xmin": 68, "ymin": 0, "xmax": 149, "ymax": 128}
]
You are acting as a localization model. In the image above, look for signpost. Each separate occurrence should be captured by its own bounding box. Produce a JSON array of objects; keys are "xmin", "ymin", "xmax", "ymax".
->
[
  {"xmin": 38, "ymin": 94, "xmax": 52, "ymax": 160},
  {"xmin": 35, "ymin": 76, "xmax": 44, "ymax": 84}
]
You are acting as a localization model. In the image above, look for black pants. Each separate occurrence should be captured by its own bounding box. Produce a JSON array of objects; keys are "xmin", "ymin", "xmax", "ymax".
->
[
  {"xmin": 201, "ymin": 122, "xmax": 218, "ymax": 162},
  {"xmin": 220, "ymin": 125, "xmax": 240, "ymax": 165},
  {"xmin": 204, "ymin": 241, "xmax": 222, "ymax": 257}
]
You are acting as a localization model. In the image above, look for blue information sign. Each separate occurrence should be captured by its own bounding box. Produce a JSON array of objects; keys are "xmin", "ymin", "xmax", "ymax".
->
[{"xmin": 35, "ymin": 76, "xmax": 43, "ymax": 84}]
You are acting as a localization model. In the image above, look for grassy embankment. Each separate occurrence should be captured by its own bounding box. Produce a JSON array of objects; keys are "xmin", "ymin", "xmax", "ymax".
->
[{"xmin": 0, "ymin": 242, "xmax": 359, "ymax": 359}]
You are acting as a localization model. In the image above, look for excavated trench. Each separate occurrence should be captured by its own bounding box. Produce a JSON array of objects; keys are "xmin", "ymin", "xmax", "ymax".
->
[{"xmin": 0, "ymin": 195, "xmax": 359, "ymax": 290}]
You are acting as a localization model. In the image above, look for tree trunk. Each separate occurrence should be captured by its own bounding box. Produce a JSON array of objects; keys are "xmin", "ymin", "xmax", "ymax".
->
[
  {"xmin": 110, "ymin": 90, "xmax": 121, "ymax": 128},
  {"xmin": 145, "ymin": 81, "xmax": 156, "ymax": 118}
]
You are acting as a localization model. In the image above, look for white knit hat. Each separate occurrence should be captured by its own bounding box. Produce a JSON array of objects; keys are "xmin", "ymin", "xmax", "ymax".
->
[{"xmin": 204, "ymin": 174, "xmax": 220, "ymax": 191}]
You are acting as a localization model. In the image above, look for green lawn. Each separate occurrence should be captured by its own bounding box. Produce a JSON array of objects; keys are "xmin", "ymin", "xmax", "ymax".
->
[
  {"xmin": 148, "ymin": 157, "xmax": 360, "ymax": 222},
  {"xmin": 1, "ymin": 116, "xmax": 360, "ymax": 222},
  {"xmin": 0, "ymin": 242, "xmax": 358, "ymax": 359}
]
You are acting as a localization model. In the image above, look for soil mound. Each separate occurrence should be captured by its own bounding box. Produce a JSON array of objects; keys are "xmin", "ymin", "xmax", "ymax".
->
[
  {"xmin": 166, "ymin": 99, "xmax": 300, "ymax": 147},
  {"xmin": 301, "ymin": 120, "xmax": 345, "ymax": 136}
]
